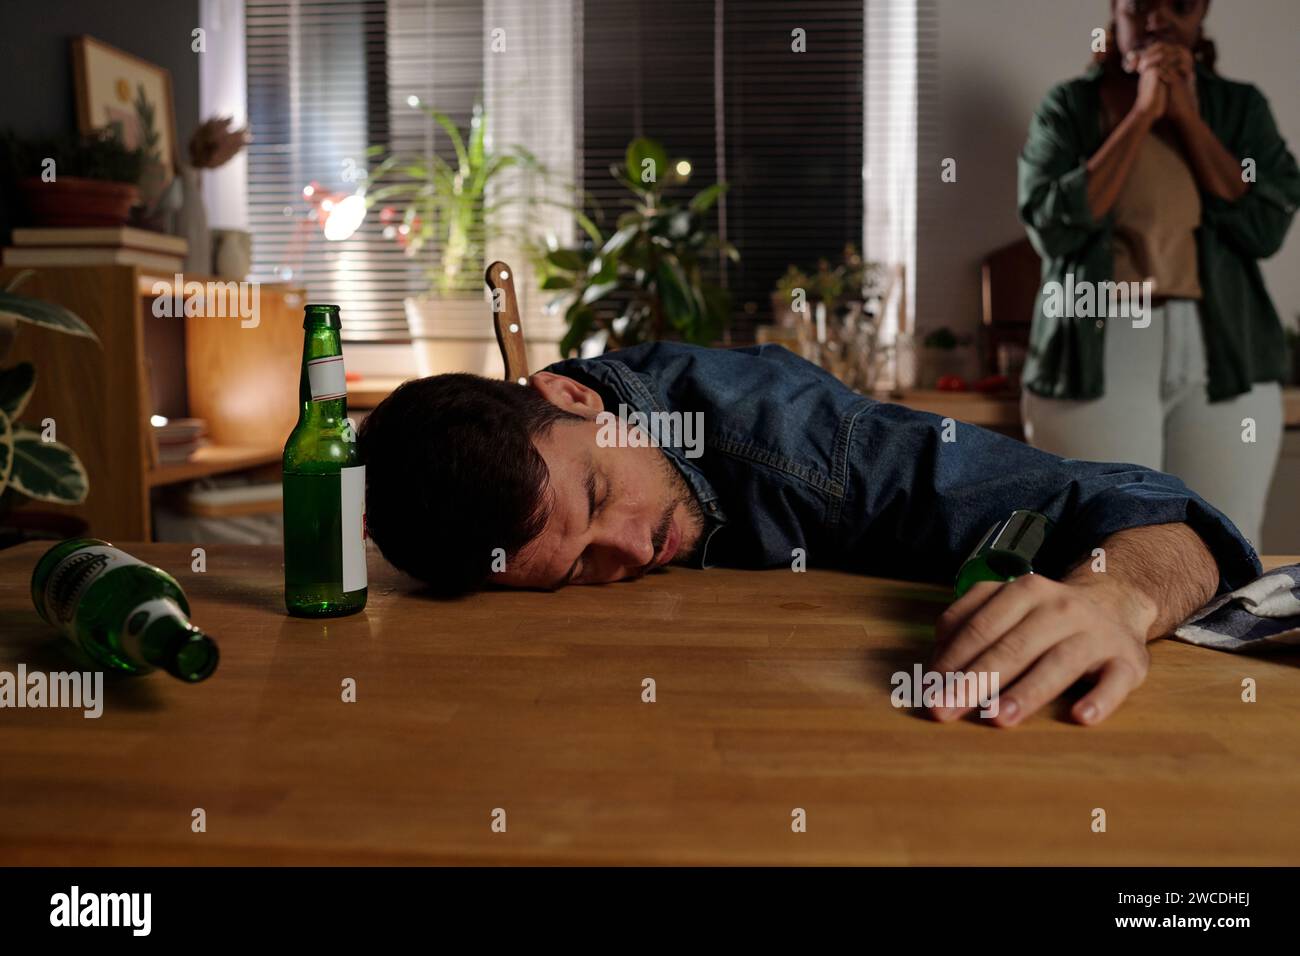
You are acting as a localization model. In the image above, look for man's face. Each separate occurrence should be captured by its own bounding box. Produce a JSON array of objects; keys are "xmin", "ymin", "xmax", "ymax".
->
[{"xmin": 493, "ymin": 372, "xmax": 706, "ymax": 589}]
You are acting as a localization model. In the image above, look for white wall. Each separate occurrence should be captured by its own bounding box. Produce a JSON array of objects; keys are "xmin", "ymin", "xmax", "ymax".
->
[{"xmin": 918, "ymin": 0, "xmax": 1300, "ymax": 339}]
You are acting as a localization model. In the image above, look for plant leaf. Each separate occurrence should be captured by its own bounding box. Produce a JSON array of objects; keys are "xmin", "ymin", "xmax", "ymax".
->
[
  {"xmin": 0, "ymin": 408, "xmax": 12, "ymax": 491},
  {"xmin": 0, "ymin": 290, "xmax": 99, "ymax": 342},
  {"xmin": 546, "ymin": 248, "xmax": 588, "ymax": 272},
  {"xmin": 601, "ymin": 223, "xmax": 640, "ymax": 258},
  {"xmin": 9, "ymin": 425, "xmax": 88, "ymax": 504},
  {"xmin": 625, "ymin": 137, "xmax": 669, "ymax": 191},
  {"xmin": 3, "ymin": 269, "xmax": 35, "ymax": 294},
  {"xmin": 0, "ymin": 361, "xmax": 36, "ymax": 419},
  {"xmin": 580, "ymin": 280, "xmax": 620, "ymax": 307},
  {"xmin": 573, "ymin": 211, "xmax": 605, "ymax": 246},
  {"xmin": 559, "ymin": 304, "xmax": 595, "ymax": 357},
  {"xmin": 424, "ymin": 107, "xmax": 471, "ymax": 174},
  {"xmin": 688, "ymin": 182, "xmax": 728, "ymax": 213}
]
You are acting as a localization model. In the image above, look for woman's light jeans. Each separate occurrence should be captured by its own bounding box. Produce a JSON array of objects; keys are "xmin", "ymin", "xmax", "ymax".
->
[{"xmin": 1021, "ymin": 299, "xmax": 1283, "ymax": 550}]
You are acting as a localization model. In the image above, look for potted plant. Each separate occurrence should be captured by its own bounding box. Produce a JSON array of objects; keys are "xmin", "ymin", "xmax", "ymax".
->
[
  {"xmin": 919, "ymin": 326, "xmax": 977, "ymax": 390},
  {"xmin": 366, "ymin": 101, "xmax": 555, "ymax": 376},
  {"xmin": 534, "ymin": 137, "xmax": 736, "ymax": 356},
  {"xmin": 3, "ymin": 127, "xmax": 145, "ymax": 228},
  {"xmin": 0, "ymin": 271, "xmax": 96, "ymax": 549}
]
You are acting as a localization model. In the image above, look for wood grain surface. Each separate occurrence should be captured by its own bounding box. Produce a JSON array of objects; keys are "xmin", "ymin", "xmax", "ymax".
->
[{"xmin": 1, "ymin": 542, "xmax": 1298, "ymax": 866}]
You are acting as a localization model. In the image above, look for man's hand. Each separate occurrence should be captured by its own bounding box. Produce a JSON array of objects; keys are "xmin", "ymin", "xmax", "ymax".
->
[
  {"xmin": 927, "ymin": 523, "xmax": 1221, "ymax": 727},
  {"xmin": 928, "ymin": 574, "xmax": 1153, "ymax": 727}
]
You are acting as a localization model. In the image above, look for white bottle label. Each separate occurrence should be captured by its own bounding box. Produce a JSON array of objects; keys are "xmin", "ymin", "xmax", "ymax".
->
[
  {"xmin": 120, "ymin": 597, "xmax": 188, "ymax": 664},
  {"xmin": 42, "ymin": 546, "xmax": 145, "ymax": 634},
  {"xmin": 341, "ymin": 465, "xmax": 367, "ymax": 592},
  {"xmin": 307, "ymin": 355, "xmax": 347, "ymax": 401}
]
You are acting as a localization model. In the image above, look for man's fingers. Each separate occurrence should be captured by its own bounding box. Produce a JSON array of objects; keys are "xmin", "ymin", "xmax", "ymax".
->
[
  {"xmin": 1071, "ymin": 657, "xmax": 1146, "ymax": 726},
  {"xmin": 932, "ymin": 581, "xmax": 1000, "ymax": 647},
  {"xmin": 932, "ymin": 604, "xmax": 1077, "ymax": 722},
  {"xmin": 931, "ymin": 576, "xmax": 1044, "ymax": 674},
  {"xmin": 991, "ymin": 637, "xmax": 1100, "ymax": 727}
]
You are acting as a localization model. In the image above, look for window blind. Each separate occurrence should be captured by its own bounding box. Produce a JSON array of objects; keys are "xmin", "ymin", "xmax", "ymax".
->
[
  {"xmin": 246, "ymin": 0, "xmax": 407, "ymax": 340},
  {"xmin": 580, "ymin": 0, "xmax": 867, "ymax": 345},
  {"xmin": 246, "ymin": 0, "xmax": 575, "ymax": 342}
]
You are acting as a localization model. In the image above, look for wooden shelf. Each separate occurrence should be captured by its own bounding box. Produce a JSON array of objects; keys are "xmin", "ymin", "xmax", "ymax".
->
[
  {"xmin": 148, "ymin": 445, "xmax": 282, "ymax": 488},
  {"xmin": 348, "ymin": 376, "xmax": 407, "ymax": 409}
]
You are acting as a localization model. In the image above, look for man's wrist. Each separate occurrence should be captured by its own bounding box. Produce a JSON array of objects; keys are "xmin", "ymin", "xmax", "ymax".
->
[{"xmin": 1061, "ymin": 564, "xmax": 1161, "ymax": 642}]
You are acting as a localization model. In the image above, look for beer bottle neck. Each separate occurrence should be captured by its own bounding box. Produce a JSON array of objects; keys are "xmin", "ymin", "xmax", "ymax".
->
[
  {"xmin": 299, "ymin": 307, "xmax": 348, "ymax": 423},
  {"xmin": 121, "ymin": 598, "xmax": 220, "ymax": 683}
]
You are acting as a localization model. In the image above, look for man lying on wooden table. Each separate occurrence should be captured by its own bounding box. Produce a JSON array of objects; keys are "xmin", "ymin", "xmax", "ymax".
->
[{"xmin": 358, "ymin": 343, "xmax": 1259, "ymax": 728}]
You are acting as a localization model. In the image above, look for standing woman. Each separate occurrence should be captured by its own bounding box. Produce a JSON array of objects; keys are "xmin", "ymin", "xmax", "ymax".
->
[{"xmin": 1018, "ymin": 0, "xmax": 1300, "ymax": 549}]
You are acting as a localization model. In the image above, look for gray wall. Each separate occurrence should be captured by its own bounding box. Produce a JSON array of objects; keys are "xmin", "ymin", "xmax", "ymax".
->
[
  {"xmin": 0, "ymin": 0, "xmax": 201, "ymax": 232},
  {"xmin": 918, "ymin": 0, "xmax": 1300, "ymax": 339}
]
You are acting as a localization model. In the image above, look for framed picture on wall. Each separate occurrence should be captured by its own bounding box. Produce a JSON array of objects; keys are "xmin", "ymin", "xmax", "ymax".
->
[{"xmin": 71, "ymin": 34, "xmax": 177, "ymax": 211}]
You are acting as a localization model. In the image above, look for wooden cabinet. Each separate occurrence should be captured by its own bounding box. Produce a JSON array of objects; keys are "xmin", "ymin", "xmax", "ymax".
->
[{"xmin": 0, "ymin": 265, "xmax": 304, "ymax": 540}]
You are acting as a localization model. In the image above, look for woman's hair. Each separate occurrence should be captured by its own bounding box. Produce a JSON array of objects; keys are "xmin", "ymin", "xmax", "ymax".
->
[{"xmin": 1091, "ymin": 21, "xmax": 1218, "ymax": 74}]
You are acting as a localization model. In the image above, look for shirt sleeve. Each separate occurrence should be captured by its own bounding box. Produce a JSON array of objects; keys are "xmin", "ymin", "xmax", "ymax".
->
[
  {"xmin": 1200, "ymin": 85, "xmax": 1300, "ymax": 260},
  {"xmin": 1018, "ymin": 81, "xmax": 1107, "ymax": 261},
  {"xmin": 839, "ymin": 402, "xmax": 1262, "ymax": 595}
]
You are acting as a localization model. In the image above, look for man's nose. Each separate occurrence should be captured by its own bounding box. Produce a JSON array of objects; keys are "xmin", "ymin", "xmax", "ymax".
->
[{"xmin": 599, "ymin": 519, "xmax": 656, "ymax": 573}]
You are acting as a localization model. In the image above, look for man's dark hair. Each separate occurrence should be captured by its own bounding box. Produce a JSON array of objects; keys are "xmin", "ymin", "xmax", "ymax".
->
[{"xmin": 358, "ymin": 374, "xmax": 583, "ymax": 596}]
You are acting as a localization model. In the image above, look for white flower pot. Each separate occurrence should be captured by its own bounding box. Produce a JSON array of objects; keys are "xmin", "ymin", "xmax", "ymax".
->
[{"xmin": 404, "ymin": 293, "xmax": 565, "ymax": 380}]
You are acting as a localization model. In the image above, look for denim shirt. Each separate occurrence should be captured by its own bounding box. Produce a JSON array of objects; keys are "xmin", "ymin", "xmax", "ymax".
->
[{"xmin": 545, "ymin": 342, "xmax": 1261, "ymax": 594}]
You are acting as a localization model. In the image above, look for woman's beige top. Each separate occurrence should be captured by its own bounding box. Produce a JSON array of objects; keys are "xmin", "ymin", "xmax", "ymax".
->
[{"xmin": 1103, "ymin": 108, "xmax": 1203, "ymax": 299}]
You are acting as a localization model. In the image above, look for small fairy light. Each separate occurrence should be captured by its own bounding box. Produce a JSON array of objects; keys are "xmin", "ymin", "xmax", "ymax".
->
[
  {"xmin": 675, "ymin": 160, "xmax": 691, "ymax": 177},
  {"xmin": 406, "ymin": 95, "xmax": 420, "ymax": 108}
]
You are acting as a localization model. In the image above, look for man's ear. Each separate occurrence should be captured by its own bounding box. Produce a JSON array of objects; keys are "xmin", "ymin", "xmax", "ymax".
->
[{"xmin": 529, "ymin": 371, "xmax": 606, "ymax": 417}]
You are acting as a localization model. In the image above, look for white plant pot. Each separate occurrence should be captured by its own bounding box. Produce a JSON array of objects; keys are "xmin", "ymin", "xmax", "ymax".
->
[{"xmin": 404, "ymin": 294, "xmax": 564, "ymax": 380}]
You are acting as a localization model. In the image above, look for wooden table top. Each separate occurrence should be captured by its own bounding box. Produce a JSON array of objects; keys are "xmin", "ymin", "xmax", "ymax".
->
[{"xmin": 2, "ymin": 542, "xmax": 1298, "ymax": 866}]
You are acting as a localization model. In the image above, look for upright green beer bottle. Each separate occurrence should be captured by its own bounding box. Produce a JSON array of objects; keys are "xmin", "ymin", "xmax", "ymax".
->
[
  {"xmin": 282, "ymin": 303, "xmax": 367, "ymax": 616},
  {"xmin": 30, "ymin": 538, "xmax": 220, "ymax": 681}
]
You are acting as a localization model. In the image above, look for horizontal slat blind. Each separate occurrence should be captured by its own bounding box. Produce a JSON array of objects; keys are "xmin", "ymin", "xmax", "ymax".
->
[
  {"xmin": 246, "ymin": 0, "xmax": 415, "ymax": 340},
  {"xmin": 723, "ymin": 0, "xmax": 865, "ymax": 342},
  {"xmin": 580, "ymin": 0, "xmax": 865, "ymax": 345}
]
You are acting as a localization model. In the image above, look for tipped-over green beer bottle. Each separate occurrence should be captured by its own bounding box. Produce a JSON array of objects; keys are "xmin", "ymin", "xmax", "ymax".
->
[
  {"xmin": 30, "ymin": 538, "xmax": 220, "ymax": 681},
  {"xmin": 282, "ymin": 303, "xmax": 367, "ymax": 617}
]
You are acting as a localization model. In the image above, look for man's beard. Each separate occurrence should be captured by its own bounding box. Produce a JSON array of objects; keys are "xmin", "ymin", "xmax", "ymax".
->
[{"xmin": 650, "ymin": 449, "xmax": 707, "ymax": 566}]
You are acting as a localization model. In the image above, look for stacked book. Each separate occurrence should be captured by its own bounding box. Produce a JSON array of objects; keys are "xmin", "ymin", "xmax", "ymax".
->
[
  {"xmin": 3, "ymin": 226, "xmax": 188, "ymax": 273},
  {"xmin": 153, "ymin": 417, "xmax": 208, "ymax": 465}
]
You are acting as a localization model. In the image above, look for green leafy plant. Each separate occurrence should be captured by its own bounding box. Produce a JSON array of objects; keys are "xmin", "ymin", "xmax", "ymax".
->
[
  {"xmin": 773, "ymin": 244, "xmax": 879, "ymax": 309},
  {"xmin": 365, "ymin": 101, "xmax": 553, "ymax": 296},
  {"xmin": 535, "ymin": 137, "xmax": 737, "ymax": 356},
  {"xmin": 774, "ymin": 265, "xmax": 811, "ymax": 305},
  {"xmin": 1, "ymin": 127, "xmax": 144, "ymax": 184},
  {"xmin": 0, "ymin": 271, "xmax": 97, "ymax": 515},
  {"xmin": 921, "ymin": 326, "xmax": 973, "ymax": 350}
]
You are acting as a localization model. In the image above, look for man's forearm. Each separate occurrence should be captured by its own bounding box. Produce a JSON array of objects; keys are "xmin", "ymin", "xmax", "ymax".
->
[{"xmin": 1062, "ymin": 523, "xmax": 1220, "ymax": 641}]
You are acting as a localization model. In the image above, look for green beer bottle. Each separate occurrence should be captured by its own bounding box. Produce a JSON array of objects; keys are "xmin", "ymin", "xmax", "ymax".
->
[
  {"xmin": 30, "ymin": 538, "xmax": 220, "ymax": 681},
  {"xmin": 954, "ymin": 510, "xmax": 1053, "ymax": 598},
  {"xmin": 282, "ymin": 303, "xmax": 368, "ymax": 617}
]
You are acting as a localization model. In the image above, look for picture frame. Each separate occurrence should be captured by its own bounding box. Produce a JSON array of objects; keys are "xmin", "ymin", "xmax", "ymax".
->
[{"xmin": 71, "ymin": 34, "xmax": 178, "ymax": 210}]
